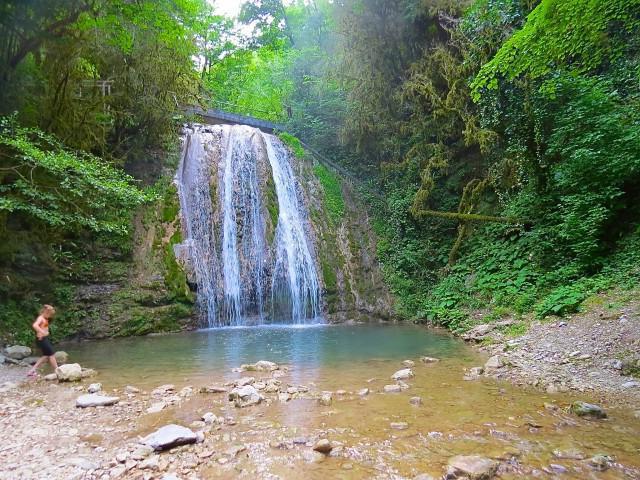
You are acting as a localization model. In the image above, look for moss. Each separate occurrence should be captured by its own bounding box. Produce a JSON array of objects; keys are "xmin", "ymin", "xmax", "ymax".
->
[
  {"xmin": 115, "ymin": 303, "xmax": 192, "ymax": 337},
  {"xmin": 321, "ymin": 256, "xmax": 337, "ymax": 293},
  {"xmin": 313, "ymin": 163, "xmax": 345, "ymax": 225},
  {"xmin": 277, "ymin": 132, "xmax": 306, "ymax": 158},
  {"xmin": 161, "ymin": 184, "xmax": 180, "ymax": 223},
  {"xmin": 265, "ymin": 172, "xmax": 279, "ymax": 244},
  {"xmin": 163, "ymin": 229, "xmax": 194, "ymax": 303}
]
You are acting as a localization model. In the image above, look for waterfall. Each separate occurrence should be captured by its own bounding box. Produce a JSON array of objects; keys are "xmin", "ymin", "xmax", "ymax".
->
[{"xmin": 175, "ymin": 124, "xmax": 321, "ymax": 327}]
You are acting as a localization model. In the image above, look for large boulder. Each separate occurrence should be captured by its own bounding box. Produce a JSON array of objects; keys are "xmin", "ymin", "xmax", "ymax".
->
[
  {"xmin": 391, "ymin": 368, "xmax": 414, "ymax": 381},
  {"xmin": 76, "ymin": 393, "xmax": 120, "ymax": 408},
  {"xmin": 4, "ymin": 345, "xmax": 31, "ymax": 360},
  {"xmin": 447, "ymin": 455, "xmax": 498, "ymax": 480},
  {"xmin": 484, "ymin": 355, "xmax": 505, "ymax": 372},
  {"xmin": 54, "ymin": 351, "xmax": 69, "ymax": 364},
  {"xmin": 229, "ymin": 385, "xmax": 263, "ymax": 408},
  {"xmin": 570, "ymin": 401, "xmax": 607, "ymax": 419},
  {"xmin": 141, "ymin": 424, "xmax": 197, "ymax": 451},
  {"xmin": 56, "ymin": 363, "xmax": 83, "ymax": 382}
]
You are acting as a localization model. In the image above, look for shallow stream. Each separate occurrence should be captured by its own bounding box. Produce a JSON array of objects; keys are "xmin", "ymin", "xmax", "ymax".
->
[{"xmin": 62, "ymin": 324, "xmax": 640, "ymax": 479}]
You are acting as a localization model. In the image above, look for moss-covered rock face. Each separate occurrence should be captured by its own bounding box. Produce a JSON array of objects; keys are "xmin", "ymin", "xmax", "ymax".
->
[{"xmin": 289, "ymin": 144, "xmax": 394, "ymax": 323}]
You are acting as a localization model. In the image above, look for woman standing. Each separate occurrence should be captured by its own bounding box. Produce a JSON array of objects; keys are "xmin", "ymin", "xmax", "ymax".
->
[{"xmin": 26, "ymin": 304, "xmax": 58, "ymax": 377}]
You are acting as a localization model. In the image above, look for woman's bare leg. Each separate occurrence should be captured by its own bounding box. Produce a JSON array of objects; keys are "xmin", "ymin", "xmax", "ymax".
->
[
  {"xmin": 27, "ymin": 356, "xmax": 48, "ymax": 375},
  {"xmin": 48, "ymin": 355, "xmax": 59, "ymax": 371}
]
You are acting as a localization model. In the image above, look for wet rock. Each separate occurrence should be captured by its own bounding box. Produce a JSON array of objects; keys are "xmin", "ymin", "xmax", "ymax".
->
[
  {"xmin": 383, "ymin": 384, "xmax": 401, "ymax": 393},
  {"xmin": 484, "ymin": 355, "xmax": 505, "ymax": 371},
  {"xmin": 87, "ymin": 383, "xmax": 102, "ymax": 393},
  {"xmin": 202, "ymin": 412, "xmax": 217, "ymax": 424},
  {"xmin": 151, "ymin": 384, "xmax": 175, "ymax": 396},
  {"xmin": 409, "ymin": 396, "xmax": 423, "ymax": 406},
  {"xmin": 190, "ymin": 420, "xmax": 206, "ymax": 429},
  {"xmin": 43, "ymin": 373, "xmax": 57, "ymax": 381},
  {"xmin": 147, "ymin": 402, "xmax": 167, "ymax": 414},
  {"xmin": 553, "ymin": 449, "xmax": 585, "ymax": 460},
  {"xmin": 54, "ymin": 351, "xmax": 69, "ymax": 364},
  {"xmin": 621, "ymin": 380, "xmax": 640, "ymax": 389},
  {"xmin": 358, "ymin": 388, "xmax": 370, "ymax": 396},
  {"xmin": 313, "ymin": 439, "xmax": 333, "ymax": 454},
  {"xmin": 178, "ymin": 386, "xmax": 193, "ymax": 397},
  {"xmin": 199, "ymin": 385, "xmax": 227, "ymax": 394},
  {"xmin": 570, "ymin": 401, "xmax": 607, "ymax": 419},
  {"xmin": 109, "ymin": 465, "xmax": 127, "ymax": 478},
  {"xmin": 447, "ymin": 455, "xmax": 498, "ymax": 479},
  {"xmin": 23, "ymin": 356, "xmax": 39, "ymax": 365},
  {"xmin": 229, "ymin": 385, "xmax": 263, "ymax": 407},
  {"xmin": 79, "ymin": 367, "xmax": 97, "ymax": 378},
  {"xmin": 391, "ymin": 368, "xmax": 414, "ymax": 380},
  {"xmin": 241, "ymin": 360, "xmax": 279, "ymax": 372},
  {"xmin": 589, "ymin": 454, "xmax": 612, "ymax": 471},
  {"xmin": 125, "ymin": 385, "xmax": 140, "ymax": 394},
  {"xmin": 397, "ymin": 380, "xmax": 410, "ymax": 390},
  {"xmin": 420, "ymin": 356, "xmax": 440, "ymax": 363},
  {"xmin": 335, "ymin": 389, "xmax": 347, "ymax": 395},
  {"xmin": 464, "ymin": 366, "xmax": 484, "ymax": 380},
  {"xmin": 278, "ymin": 392, "xmax": 291, "ymax": 402},
  {"xmin": 55, "ymin": 363, "xmax": 83, "ymax": 381},
  {"xmin": 141, "ymin": 424, "xmax": 198, "ymax": 451},
  {"xmin": 139, "ymin": 455, "xmax": 160, "ymax": 470},
  {"xmin": 546, "ymin": 464, "xmax": 568, "ymax": 474},
  {"xmin": 225, "ymin": 445, "xmax": 246, "ymax": 457},
  {"xmin": 4, "ymin": 345, "xmax": 31, "ymax": 360},
  {"xmin": 413, "ymin": 475, "xmax": 436, "ymax": 480},
  {"xmin": 390, "ymin": 422, "xmax": 409, "ymax": 430},
  {"xmin": 0, "ymin": 354, "xmax": 4, "ymax": 364},
  {"xmin": 402, "ymin": 360, "xmax": 415, "ymax": 367},
  {"xmin": 462, "ymin": 324, "xmax": 495, "ymax": 342},
  {"xmin": 236, "ymin": 376, "xmax": 255, "ymax": 387},
  {"xmin": 131, "ymin": 444, "xmax": 155, "ymax": 460},
  {"xmin": 318, "ymin": 392, "xmax": 332, "ymax": 406},
  {"xmin": 76, "ymin": 393, "xmax": 120, "ymax": 408}
]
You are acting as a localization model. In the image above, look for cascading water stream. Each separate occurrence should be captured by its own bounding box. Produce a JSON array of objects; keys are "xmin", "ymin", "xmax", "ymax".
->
[
  {"xmin": 175, "ymin": 124, "xmax": 321, "ymax": 327},
  {"xmin": 263, "ymin": 133, "xmax": 320, "ymax": 323}
]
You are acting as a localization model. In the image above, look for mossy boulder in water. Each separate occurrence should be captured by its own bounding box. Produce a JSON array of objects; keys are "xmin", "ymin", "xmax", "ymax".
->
[{"xmin": 571, "ymin": 401, "xmax": 607, "ymax": 418}]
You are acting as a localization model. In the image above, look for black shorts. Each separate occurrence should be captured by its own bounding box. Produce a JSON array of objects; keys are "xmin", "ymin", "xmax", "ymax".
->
[{"xmin": 36, "ymin": 337, "xmax": 55, "ymax": 356}]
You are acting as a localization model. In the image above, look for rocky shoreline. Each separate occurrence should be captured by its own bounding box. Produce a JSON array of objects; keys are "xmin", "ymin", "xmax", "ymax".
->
[
  {"xmin": 460, "ymin": 298, "xmax": 640, "ymax": 410},
  {"xmin": 3, "ymin": 349, "xmax": 640, "ymax": 479}
]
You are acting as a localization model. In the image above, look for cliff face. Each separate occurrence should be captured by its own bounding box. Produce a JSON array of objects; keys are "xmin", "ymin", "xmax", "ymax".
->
[
  {"xmin": 0, "ymin": 127, "xmax": 394, "ymax": 344},
  {"xmin": 301, "ymin": 158, "xmax": 395, "ymax": 322}
]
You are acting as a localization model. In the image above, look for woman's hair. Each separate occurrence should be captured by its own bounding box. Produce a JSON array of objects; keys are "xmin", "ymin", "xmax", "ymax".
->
[{"xmin": 40, "ymin": 304, "xmax": 56, "ymax": 318}]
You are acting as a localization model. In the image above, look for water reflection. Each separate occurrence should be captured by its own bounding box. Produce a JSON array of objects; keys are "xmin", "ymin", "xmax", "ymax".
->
[{"xmin": 62, "ymin": 324, "xmax": 463, "ymax": 387}]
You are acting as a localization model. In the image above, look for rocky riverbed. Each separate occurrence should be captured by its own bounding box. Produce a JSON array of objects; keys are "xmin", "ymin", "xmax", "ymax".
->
[
  {"xmin": 2, "ymin": 345, "xmax": 640, "ymax": 480},
  {"xmin": 462, "ymin": 298, "xmax": 640, "ymax": 410}
]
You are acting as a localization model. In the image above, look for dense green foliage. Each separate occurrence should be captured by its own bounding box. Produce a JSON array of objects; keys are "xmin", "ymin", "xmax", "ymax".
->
[
  {"xmin": 0, "ymin": 116, "xmax": 152, "ymax": 235},
  {"xmin": 208, "ymin": 0, "xmax": 640, "ymax": 329}
]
